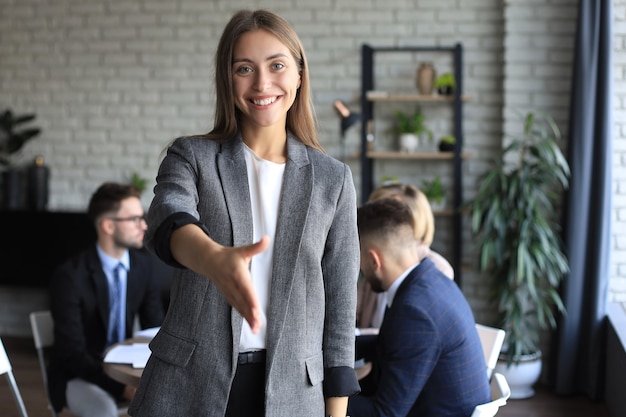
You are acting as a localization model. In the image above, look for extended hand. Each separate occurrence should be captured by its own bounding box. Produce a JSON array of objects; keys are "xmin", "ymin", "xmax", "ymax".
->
[
  {"xmin": 171, "ymin": 225, "xmax": 271, "ymax": 334},
  {"xmin": 209, "ymin": 236, "xmax": 270, "ymax": 333}
]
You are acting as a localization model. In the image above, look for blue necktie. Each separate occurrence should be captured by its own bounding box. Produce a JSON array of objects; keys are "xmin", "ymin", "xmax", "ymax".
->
[{"xmin": 109, "ymin": 263, "xmax": 124, "ymax": 345}]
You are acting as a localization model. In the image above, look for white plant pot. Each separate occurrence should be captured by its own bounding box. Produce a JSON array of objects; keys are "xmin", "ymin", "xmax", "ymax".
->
[
  {"xmin": 399, "ymin": 133, "xmax": 419, "ymax": 153},
  {"xmin": 429, "ymin": 197, "xmax": 446, "ymax": 211},
  {"xmin": 494, "ymin": 351, "xmax": 542, "ymax": 399}
]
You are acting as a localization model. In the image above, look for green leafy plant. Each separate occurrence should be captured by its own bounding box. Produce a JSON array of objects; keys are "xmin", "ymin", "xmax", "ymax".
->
[
  {"xmin": 129, "ymin": 172, "xmax": 148, "ymax": 193},
  {"xmin": 421, "ymin": 176, "xmax": 445, "ymax": 205},
  {"xmin": 439, "ymin": 135, "xmax": 455, "ymax": 144},
  {"xmin": 0, "ymin": 109, "xmax": 42, "ymax": 167},
  {"xmin": 438, "ymin": 135, "xmax": 456, "ymax": 151},
  {"xmin": 465, "ymin": 111, "xmax": 570, "ymax": 367},
  {"xmin": 393, "ymin": 108, "xmax": 433, "ymax": 142},
  {"xmin": 434, "ymin": 72, "xmax": 456, "ymax": 94},
  {"xmin": 380, "ymin": 176, "xmax": 400, "ymax": 186}
]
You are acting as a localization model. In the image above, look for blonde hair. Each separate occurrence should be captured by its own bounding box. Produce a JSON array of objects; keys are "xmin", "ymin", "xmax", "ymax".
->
[
  {"xmin": 368, "ymin": 183, "xmax": 435, "ymax": 247},
  {"xmin": 204, "ymin": 9, "xmax": 322, "ymax": 151}
]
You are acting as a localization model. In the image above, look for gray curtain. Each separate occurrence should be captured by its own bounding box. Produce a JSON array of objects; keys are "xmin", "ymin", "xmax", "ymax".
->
[{"xmin": 549, "ymin": 0, "xmax": 613, "ymax": 400}]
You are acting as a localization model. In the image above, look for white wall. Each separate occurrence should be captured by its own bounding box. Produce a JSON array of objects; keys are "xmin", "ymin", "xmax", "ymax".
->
[{"xmin": 0, "ymin": 0, "xmax": 623, "ymax": 335}]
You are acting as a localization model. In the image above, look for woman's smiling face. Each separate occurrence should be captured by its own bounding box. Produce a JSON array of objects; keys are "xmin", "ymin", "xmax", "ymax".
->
[{"xmin": 232, "ymin": 29, "xmax": 301, "ymax": 131}]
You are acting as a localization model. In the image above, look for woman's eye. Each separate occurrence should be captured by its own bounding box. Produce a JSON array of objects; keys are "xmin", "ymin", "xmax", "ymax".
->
[
  {"xmin": 236, "ymin": 66, "xmax": 252, "ymax": 74},
  {"xmin": 272, "ymin": 63, "xmax": 285, "ymax": 70}
]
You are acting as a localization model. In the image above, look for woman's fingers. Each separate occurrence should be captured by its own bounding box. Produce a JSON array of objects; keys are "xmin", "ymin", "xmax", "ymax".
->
[{"xmin": 216, "ymin": 235, "xmax": 270, "ymax": 333}]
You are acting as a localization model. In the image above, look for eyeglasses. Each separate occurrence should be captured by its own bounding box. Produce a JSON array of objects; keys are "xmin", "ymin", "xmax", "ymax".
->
[{"xmin": 108, "ymin": 215, "xmax": 147, "ymax": 226}]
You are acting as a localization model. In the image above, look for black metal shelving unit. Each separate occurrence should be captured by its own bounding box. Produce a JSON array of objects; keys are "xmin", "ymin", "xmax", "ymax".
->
[{"xmin": 359, "ymin": 43, "xmax": 465, "ymax": 287}]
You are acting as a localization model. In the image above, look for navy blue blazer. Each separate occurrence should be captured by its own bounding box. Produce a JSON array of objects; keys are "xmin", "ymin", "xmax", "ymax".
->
[
  {"xmin": 349, "ymin": 259, "xmax": 490, "ymax": 417},
  {"xmin": 48, "ymin": 245, "xmax": 165, "ymax": 412}
]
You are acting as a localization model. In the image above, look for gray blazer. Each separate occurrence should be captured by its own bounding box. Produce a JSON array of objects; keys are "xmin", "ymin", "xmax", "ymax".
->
[{"xmin": 129, "ymin": 133, "xmax": 359, "ymax": 417}]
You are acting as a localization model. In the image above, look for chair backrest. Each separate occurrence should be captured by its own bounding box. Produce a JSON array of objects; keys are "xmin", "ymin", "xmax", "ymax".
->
[
  {"xmin": 471, "ymin": 372, "xmax": 511, "ymax": 417},
  {"xmin": 29, "ymin": 310, "xmax": 128, "ymax": 417},
  {"xmin": 0, "ymin": 337, "xmax": 30, "ymax": 417},
  {"xmin": 475, "ymin": 323, "xmax": 506, "ymax": 380},
  {"xmin": 29, "ymin": 310, "xmax": 57, "ymax": 417},
  {"xmin": 30, "ymin": 310, "xmax": 55, "ymax": 350}
]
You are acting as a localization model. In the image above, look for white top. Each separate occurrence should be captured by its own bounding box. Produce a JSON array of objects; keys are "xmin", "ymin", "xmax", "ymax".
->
[{"xmin": 240, "ymin": 144, "xmax": 285, "ymax": 352}]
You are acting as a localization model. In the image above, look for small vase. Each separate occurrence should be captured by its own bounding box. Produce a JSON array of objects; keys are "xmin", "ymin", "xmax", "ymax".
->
[
  {"xmin": 416, "ymin": 63, "xmax": 436, "ymax": 95},
  {"xmin": 1, "ymin": 168, "xmax": 26, "ymax": 210},
  {"xmin": 27, "ymin": 156, "xmax": 50, "ymax": 211}
]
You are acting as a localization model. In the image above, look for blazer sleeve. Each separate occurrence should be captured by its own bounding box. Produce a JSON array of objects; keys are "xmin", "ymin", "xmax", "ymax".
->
[
  {"xmin": 321, "ymin": 163, "xmax": 361, "ymax": 398},
  {"xmin": 349, "ymin": 304, "xmax": 441, "ymax": 417}
]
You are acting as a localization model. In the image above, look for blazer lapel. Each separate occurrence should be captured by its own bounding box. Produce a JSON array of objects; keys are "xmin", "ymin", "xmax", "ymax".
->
[
  {"xmin": 217, "ymin": 135, "xmax": 253, "ymax": 345},
  {"xmin": 217, "ymin": 135, "xmax": 253, "ymax": 247},
  {"xmin": 86, "ymin": 247, "xmax": 111, "ymax": 329},
  {"xmin": 266, "ymin": 134, "xmax": 312, "ymax": 353}
]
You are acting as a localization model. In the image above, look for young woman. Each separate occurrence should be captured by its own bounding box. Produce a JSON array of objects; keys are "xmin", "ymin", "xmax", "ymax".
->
[{"xmin": 128, "ymin": 9, "xmax": 360, "ymax": 417}]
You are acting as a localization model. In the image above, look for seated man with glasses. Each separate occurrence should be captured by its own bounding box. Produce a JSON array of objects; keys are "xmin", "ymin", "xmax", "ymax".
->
[{"xmin": 48, "ymin": 182, "xmax": 165, "ymax": 417}]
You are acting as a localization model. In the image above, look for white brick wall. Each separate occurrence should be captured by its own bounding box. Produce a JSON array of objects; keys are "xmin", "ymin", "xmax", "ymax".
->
[{"xmin": 0, "ymin": 0, "xmax": 623, "ymax": 334}]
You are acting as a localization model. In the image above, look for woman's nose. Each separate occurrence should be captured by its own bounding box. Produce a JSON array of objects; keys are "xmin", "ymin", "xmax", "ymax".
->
[{"xmin": 253, "ymin": 70, "xmax": 271, "ymax": 91}]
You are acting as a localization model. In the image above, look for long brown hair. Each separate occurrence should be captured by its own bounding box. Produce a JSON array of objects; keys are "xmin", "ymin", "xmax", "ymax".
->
[{"xmin": 205, "ymin": 9, "xmax": 323, "ymax": 152}]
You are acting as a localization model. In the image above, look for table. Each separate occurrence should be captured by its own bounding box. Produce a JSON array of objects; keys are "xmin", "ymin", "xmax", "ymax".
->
[
  {"xmin": 103, "ymin": 337, "xmax": 150, "ymax": 387},
  {"xmin": 104, "ymin": 338, "xmax": 372, "ymax": 386}
]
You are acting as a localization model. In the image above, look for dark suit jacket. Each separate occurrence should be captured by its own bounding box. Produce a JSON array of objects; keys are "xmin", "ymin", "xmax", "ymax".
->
[
  {"xmin": 48, "ymin": 245, "xmax": 165, "ymax": 412},
  {"xmin": 349, "ymin": 259, "xmax": 491, "ymax": 417}
]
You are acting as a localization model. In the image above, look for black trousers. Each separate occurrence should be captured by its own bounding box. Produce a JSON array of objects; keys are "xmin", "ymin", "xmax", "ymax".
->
[{"xmin": 226, "ymin": 362, "xmax": 265, "ymax": 417}]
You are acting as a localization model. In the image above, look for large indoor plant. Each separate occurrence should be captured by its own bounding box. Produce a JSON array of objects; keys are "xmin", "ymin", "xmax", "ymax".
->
[
  {"xmin": 0, "ymin": 109, "xmax": 41, "ymax": 167},
  {"xmin": 466, "ymin": 111, "xmax": 570, "ymax": 397}
]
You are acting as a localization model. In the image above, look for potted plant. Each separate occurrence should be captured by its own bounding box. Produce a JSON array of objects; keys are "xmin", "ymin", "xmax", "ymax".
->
[
  {"xmin": 0, "ymin": 109, "xmax": 41, "ymax": 167},
  {"xmin": 421, "ymin": 175, "xmax": 446, "ymax": 210},
  {"xmin": 465, "ymin": 111, "xmax": 570, "ymax": 398},
  {"xmin": 393, "ymin": 108, "xmax": 433, "ymax": 153},
  {"xmin": 0, "ymin": 109, "xmax": 42, "ymax": 209},
  {"xmin": 129, "ymin": 172, "xmax": 148, "ymax": 193},
  {"xmin": 434, "ymin": 72, "xmax": 456, "ymax": 95},
  {"xmin": 438, "ymin": 135, "xmax": 456, "ymax": 152}
]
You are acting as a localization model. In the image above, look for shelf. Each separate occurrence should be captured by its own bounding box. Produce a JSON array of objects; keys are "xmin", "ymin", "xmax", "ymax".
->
[
  {"xmin": 366, "ymin": 91, "xmax": 471, "ymax": 102},
  {"xmin": 366, "ymin": 151, "xmax": 471, "ymax": 160},
  {"xmin": 360, "ymin": 43, "xmax": 466, "ymax": 288}
]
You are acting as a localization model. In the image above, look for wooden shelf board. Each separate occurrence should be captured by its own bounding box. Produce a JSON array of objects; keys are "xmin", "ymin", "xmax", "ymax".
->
[
  {"xmin": 366, "ymin": 151, "xmax": 471, "ymax": 159},
  {"xmin": 366, "ymin": 91, "xmax": 471, "ymax": 102}
]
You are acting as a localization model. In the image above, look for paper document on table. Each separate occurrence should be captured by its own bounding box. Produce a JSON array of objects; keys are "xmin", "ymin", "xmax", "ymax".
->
[
  {"xmin": 104, "ymin": 343, "xmax": 151, "ymax": 368},
  {"xmin": 133, "ymin": 326, "xmax": 160, "ymax": 339}
]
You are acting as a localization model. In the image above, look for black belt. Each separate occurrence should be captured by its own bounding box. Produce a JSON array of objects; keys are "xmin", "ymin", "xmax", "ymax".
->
[{"xmin": 238, "ymin": 350, "xmax": 266, "ymax": 365}]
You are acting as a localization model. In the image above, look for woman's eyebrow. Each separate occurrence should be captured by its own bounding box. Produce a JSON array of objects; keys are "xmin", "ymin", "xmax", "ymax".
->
[{"xmin": 233, "ymin": 53, "xmax": 290, "ymax": 63}]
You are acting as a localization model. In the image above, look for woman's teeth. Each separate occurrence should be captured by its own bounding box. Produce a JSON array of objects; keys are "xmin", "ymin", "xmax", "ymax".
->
[{"xmin": 252, "ymin": 97, "xmax": 277, "ymax": 106}]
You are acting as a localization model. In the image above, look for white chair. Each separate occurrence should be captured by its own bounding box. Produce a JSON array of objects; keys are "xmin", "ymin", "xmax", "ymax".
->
[
  {"xmin": 30, "ymin": 310, "xmax": 128, "ymax": 417},
  {"xmin": 0, "ymin": 336, "xmax": 29, "ymax": 417},
  {"xmin": 471, "ymin": 372, "xmax": 511, "ymax": 417},
  {"xmin": 29, "ymin": 310, "xmax": 58, "ymax": 417},
  {"xmin": 475, "ymin": 323, "xmax": 506, "ymax": 380}
]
